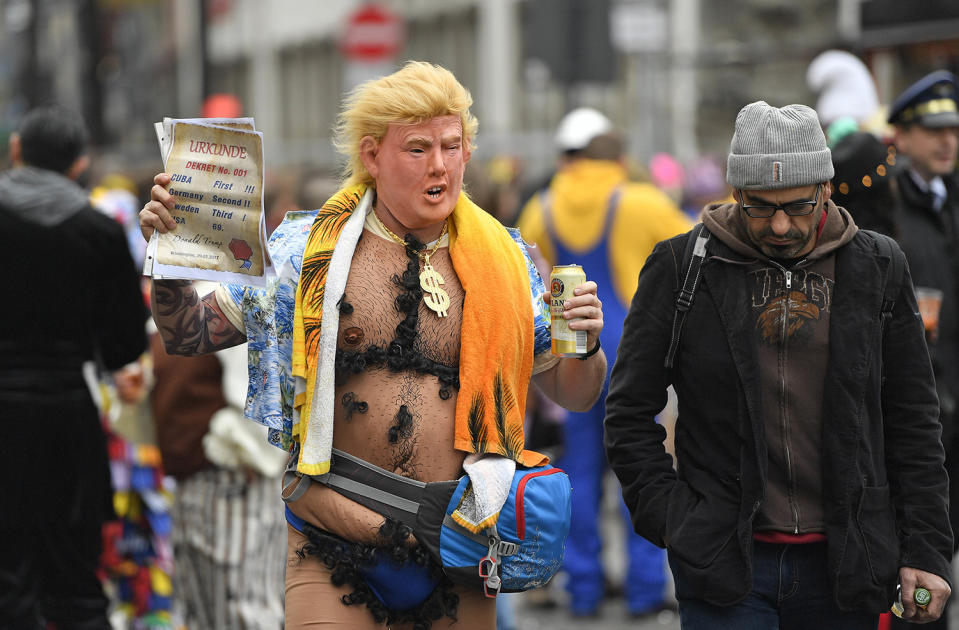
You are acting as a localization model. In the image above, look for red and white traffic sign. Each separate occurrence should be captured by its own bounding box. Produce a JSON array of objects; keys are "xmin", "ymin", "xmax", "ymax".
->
[{"xmin": 340, "ymin": 3, "xmax": 405, "ymax": 63}]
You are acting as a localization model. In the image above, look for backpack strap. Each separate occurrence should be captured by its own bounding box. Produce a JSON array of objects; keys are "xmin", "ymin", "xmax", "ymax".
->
[
  {"xmin": 665, "ymin": 224, "xmax": 711, "ymax": 370},
  {"xmin": 864, "ymin": 229, "xmax": 905, "ymax": 327}
]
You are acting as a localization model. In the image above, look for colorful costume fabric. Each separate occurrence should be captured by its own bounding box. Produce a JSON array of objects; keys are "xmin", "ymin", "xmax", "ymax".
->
[{"xmin": 100, "ymin": 435, "xmax": 175, "ymax": 630}]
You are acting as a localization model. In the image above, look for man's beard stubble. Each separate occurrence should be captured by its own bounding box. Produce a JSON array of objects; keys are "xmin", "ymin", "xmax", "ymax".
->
[{"xmin": 754, "ymin": 226, "xmax": 813, "ymax": 260}]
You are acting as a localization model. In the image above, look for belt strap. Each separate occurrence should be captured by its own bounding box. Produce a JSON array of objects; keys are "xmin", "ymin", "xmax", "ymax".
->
[
  {"xmin": 281, "ymin": 469, "xmax": 312, "ymax": 503},
  {"xmin": 282, "ymin": 448, "xmax": 429, "ymax": 530},
  {"xmin": 326, "ymin": 471, "xmax": 422, "ymax": 515}
]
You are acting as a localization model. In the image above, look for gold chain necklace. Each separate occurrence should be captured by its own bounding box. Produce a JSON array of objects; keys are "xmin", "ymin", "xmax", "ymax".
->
[{"xmin": 371, "ymin": 209, "xmax": 451, "ymax": 318}]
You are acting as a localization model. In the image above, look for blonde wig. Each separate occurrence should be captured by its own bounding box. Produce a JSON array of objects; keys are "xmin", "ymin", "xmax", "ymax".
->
[{"xmin": 333, "ymin": 61, "xmax": 479, "ymax": 188}]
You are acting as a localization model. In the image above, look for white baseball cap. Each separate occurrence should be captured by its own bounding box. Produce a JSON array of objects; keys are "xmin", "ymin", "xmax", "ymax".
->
[{"xmin": 554, "ymin": 107, "xmax": 613, "ymax": 152}]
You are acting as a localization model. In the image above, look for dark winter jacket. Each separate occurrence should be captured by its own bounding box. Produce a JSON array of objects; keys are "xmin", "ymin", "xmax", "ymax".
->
[
  {"xmin": 604, "ymin": 203, "xmax": 952, "ymax": 612},
  {"xmin": 890, "ymin": 169, "xmax": 959, "ymax": 446},
  {"xmin": 0, "ymin": 166, "xmax": 147, "ymax": 376},
  {"xmin": 0, "ymin": 166, "xmax": 147, "ymax": 529}
]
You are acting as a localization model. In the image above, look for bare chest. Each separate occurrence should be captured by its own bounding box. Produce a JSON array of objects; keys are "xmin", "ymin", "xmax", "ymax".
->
[{"xmin": 330, "ymin": 231, "xmax": 466, "ymax": 480}]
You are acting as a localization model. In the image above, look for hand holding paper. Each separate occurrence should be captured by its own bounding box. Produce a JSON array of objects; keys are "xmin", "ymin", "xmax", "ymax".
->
[{"xmin": 141, "ymin": 117, "xmax": 269, "ymax": 286}]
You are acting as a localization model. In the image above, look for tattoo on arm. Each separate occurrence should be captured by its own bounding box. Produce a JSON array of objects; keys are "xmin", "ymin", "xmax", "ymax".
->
[{"xmin": 152, "ymin": 280, "xmax": 246, "ymax": 355}]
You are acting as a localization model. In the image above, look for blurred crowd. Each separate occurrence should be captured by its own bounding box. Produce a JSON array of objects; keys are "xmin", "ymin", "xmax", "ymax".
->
[{"xmin": 1, "ymin": 47, "xmax": 957, "ymax": 630}]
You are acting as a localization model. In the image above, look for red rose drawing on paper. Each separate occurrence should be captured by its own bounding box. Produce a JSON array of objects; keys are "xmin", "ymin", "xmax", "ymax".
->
[{"xmin": 229, "ymin": 238, "xmax": 254, "ymax": 270}]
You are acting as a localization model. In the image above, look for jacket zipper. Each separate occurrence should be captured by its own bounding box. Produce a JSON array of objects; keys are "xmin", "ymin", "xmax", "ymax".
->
[
  {"xmin": 784, "ymin": 270, "xmax": 800, "ymax": 533},
  {"xmin": 770, "ymin": 262, "xmax": 802, "ymax": 534}
]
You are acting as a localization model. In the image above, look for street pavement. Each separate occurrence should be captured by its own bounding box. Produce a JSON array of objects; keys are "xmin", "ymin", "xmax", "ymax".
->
[
  {"xmin": 510, "ymin": 591, "xmax": 679, "ymax": 630},
  {"xmin": 508, "ymin": 472, "xmax": 680, "ymax": 630}
]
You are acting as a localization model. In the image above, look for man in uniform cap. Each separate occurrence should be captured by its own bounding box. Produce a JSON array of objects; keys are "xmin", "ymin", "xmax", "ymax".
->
[
  {"xmin": 888, "ymin": 70, "xmax": 958, "ymax": 215},
  {"xmin": 889, "ymin": 71, "xmax": 959, "ymax": 130},
  {"xmin": 886, "ymin": 69, "xmax": 959, "ymax": 630}
]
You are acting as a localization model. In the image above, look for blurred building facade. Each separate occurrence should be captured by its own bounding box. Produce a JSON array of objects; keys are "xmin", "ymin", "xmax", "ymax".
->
[
  {"xmin": 0, "ymin": 0, "xmax": 180, "ymax": 169},
  {"xmin": 1, "ymin": 0, "xmax": 957, "ymax": 181}
]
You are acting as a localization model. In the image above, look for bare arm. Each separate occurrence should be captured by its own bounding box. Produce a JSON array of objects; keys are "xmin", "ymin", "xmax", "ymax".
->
[
  {"xmin": 533, "ymin": 347, "xmax": 607, "ymax": 411},
  {"xmin": 532, "ymin": 281, "xmax": 607, "ymax": 411},
  {"xmin": 140, "ymin": 172, "xmax": 246, "ymax": 355},
  {"xmin": 151, "ymin": 280, "xmax": 246, "ymax": 355}
]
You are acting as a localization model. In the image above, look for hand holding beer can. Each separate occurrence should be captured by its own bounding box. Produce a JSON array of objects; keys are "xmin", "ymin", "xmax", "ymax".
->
[{"xmin": 550, "ymin": 265, "xmax": 588, "ymax": 357}]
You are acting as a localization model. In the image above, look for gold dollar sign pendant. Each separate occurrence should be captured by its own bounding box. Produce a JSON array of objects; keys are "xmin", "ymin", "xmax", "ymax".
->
[{"xmin": 420, "ymin": 253, "xmax": 450, "ymax": 317}]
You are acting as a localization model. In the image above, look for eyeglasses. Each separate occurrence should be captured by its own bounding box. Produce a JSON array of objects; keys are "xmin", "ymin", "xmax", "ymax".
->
[{"xmin": 739, "ymin": 184, "xmax": 821, "ymax": 218}]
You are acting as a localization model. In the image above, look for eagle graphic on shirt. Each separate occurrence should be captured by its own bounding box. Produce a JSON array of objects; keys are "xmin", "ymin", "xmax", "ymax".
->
[{"xmin": 749, "ymin": 268, "xmax": 834, "ymax": 346}]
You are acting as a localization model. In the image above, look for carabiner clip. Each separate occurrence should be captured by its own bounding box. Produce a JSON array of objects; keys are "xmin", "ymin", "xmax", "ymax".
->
[{"xmin": 478, "ymin": 555, "xmax": 497, "ymax": 579}]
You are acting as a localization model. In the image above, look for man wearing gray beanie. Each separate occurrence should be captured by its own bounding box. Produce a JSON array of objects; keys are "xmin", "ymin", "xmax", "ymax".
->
[{"xmin": 606, "ymin": 100, "xmax": 952, "ymax": 628}]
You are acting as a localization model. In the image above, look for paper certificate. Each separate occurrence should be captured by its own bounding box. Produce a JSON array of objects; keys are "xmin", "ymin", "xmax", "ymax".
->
[{"xmin": 144, "ymin": 118, "xmax": 269, "ymax": 286}]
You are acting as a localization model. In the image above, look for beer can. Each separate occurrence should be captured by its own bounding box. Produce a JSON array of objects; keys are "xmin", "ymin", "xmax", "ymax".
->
[{"xmin": 550, "ymin": 264, "xmax": 588, "ymax": 357}]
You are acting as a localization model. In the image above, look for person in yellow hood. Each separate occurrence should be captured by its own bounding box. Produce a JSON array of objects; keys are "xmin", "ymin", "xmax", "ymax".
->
[{"xmin": 516, "ymin": 110, "xmax": 691, "ymax": 617}]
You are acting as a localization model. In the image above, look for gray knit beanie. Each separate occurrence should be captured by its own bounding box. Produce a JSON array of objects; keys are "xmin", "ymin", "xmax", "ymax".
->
[{"xmin": 726, "ymin": 101, "xmax": 834, "ymax": 190}]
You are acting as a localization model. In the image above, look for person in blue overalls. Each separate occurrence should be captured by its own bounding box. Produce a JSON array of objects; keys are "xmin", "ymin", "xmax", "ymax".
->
[{"xmin": 517, "ymin": 111, "xmax": 691, "ymax": 617}]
